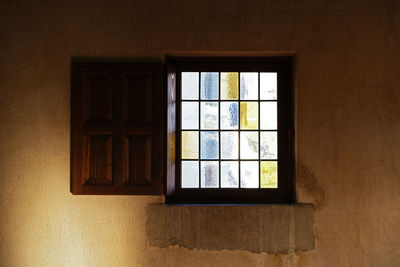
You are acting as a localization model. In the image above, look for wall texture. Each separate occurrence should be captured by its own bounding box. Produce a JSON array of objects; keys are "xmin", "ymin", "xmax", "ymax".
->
[{"xmin": 1, "ymin": 0, "xmax": 399, "ymax": 266}]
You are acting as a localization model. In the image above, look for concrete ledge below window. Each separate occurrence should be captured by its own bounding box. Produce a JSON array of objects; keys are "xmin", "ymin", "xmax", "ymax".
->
[{"xmin": 146, "ymin": 203, "xmax": 314, "ymax": 254}]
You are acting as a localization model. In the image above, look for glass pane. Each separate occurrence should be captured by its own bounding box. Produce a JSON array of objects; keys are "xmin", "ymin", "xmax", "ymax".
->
[
  {"xmin": 221, "ymin": 72, "xmax": 238, "ymax": 100},
  {"xmin": 200, "ymin": 131, "xmax": 219, "ymax": 159},
  {"xmin": 182, "ymin": 72, "xmax": 199, "ymax": 100},
  {"xmin": 221, "ymin": 161, "xmax": 239, "ymax": 188},
  {"xmin": 201, "ymin": 102, "xmax": 218, "ymax": 129},
  {"xmin": 240, "ymin": 161, "xmax": 259, "ymax": 188},
  {"xmin": 260, "ymin": 131, "xmax": 277, "ymax": 159},
  {"xmin": 260, "ymin": 102, "xmax": 277, "ymax": 130},
  {"xmin": 201, "ymin": 72, "xmax": 219, "ymax": 100},
  {"xmin": 260, "ymin": 72, "xmax": 277, "ymax": 100},
  {"xmin": 181, "ymin": 102, "xmax": 198, "ymax": 129},
  {"xmin": 240, "ymin": 132, "xmax": 259, "ymax": 159},
  {"xmin": 201, "ymin": 161, "xmax": 219, "ymax": 188},
  {"xmin": 240, "ymin": 102, "xmax": 258, "ymax": 129},
  {"xmin": 261, "ymin": 161, "xmax": 278, "ymax": 188},
  {"xmin": 181, "ymin": 161, "xmax": 199, "ymax": 188},
  {"xmin": 220, "ymin": 102, "xmax": 238, "ymax": 129},
  {"xmin": 181, "ymin": 131, "xmax": 198, "ymax": 159},
  {"xmin": 221, "ymin": 131, "xmax": 238, "ymax": 159},
  {"xmin": 240, "ymin": 72, "xmax": 258, "ymax": 100}
]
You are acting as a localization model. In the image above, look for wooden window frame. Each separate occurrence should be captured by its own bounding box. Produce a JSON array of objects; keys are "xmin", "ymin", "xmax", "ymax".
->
[{"xmin": 165, "ymin": 56, "xmax": 295, "ymax": 204}]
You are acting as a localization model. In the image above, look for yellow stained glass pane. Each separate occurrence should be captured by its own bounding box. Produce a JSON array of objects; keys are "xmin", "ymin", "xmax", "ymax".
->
[
  {"xmin": 260, "ymin": 161, "xmax": 278, "ymax": 188},
  {"xmin": 240, "ymin": 102, "xmax": 258, "ymax": 129},
  {"xmin": 221, "ymin": 72, "xmax": 238, "ymax": 100},
  {"xmin": 181, "ymin": 131, "xmax": 199, "ymax": 159}
]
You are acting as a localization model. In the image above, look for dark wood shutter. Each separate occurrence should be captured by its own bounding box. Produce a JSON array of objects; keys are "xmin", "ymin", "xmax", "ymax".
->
[{"xmin": 71, "ymin": 62, "xmax": 164, "ymax": 195}]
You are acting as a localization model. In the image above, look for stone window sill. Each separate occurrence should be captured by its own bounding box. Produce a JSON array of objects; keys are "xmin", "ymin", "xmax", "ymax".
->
[{"xmin": 146, "ymin": 203, "xmax": 314, "ymax": 254}]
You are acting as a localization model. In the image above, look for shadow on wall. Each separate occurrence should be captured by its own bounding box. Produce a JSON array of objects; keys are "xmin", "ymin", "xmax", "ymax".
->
[{"xmin": 297, "ymin": 162, "xmax": 325, "ymax": 208}]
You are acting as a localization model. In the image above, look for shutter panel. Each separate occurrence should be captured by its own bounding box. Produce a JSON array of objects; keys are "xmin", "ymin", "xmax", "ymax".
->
[{"xmin": 71, "ymin": 62, "xmax": 164, "ymax": 195}]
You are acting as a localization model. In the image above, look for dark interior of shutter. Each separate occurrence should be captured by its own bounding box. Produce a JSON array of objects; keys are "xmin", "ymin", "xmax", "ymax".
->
[{"xmin": 71, "ymin": 62, "xmax": 164, "ymax": 195}]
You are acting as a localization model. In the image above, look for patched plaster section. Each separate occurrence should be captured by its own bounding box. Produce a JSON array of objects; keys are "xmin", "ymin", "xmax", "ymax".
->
[{"xmin": 146, "ymin": 204, "xmax": 314, "ymax": 254}]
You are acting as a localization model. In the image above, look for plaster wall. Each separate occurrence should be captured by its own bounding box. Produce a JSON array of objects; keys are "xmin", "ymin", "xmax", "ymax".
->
[{"xmin": 1, "ymin": 0, "xmax": 400, "ymax": 266}]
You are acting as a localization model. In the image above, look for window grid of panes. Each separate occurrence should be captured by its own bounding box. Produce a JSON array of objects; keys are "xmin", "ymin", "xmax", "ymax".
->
[{"xmin": 180, "ymin": 71, "xmax": 278, "ymax": 189}]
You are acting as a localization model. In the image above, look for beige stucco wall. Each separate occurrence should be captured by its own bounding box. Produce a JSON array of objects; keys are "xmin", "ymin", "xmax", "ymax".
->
[{"xmin": 1, "ymin": 0, "xmax": 399, "ymax": 266}]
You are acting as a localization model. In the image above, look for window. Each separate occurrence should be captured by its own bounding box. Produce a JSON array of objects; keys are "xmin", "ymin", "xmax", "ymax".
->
[
  {"xmin": 166, "ymin": 57, "xmax": 294, "ymax": 204},
  {"xmin": 70, "ymin": 57, "xmax": 294, "ymax": 203}
]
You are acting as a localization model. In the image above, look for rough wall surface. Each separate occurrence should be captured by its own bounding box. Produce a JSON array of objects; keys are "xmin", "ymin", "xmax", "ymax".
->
[{"xmin": 1, "ymin": 0, "xmax": 399, "ymax": 266}]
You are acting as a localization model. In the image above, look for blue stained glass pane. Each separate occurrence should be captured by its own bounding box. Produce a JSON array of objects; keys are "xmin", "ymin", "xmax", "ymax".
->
[
  {"xmin": 201, "ymin": 72, "xmax": 219, "ymax": 100},
  {"xmin": 220, "ymin": 102, "xmax": 238, "ymax": 129},
  {"xmin": 201, "ymin": 161, "xmax": 219, "ymax": 188},
  {"xmin": 200, "ymin": 131, "xmax": 219, "ymax": 159}
]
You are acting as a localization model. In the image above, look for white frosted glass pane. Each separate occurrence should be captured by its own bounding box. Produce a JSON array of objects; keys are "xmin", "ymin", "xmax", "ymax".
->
[
  {"xmin": 220, "ymin": 102, "xmax": 238, "ymax": 129},
  {"xmin": 201, "ymin": 72, "xmax": 219, "ymax": 100},
  {"xmin": 201, "ymin": 102, "xmax": 218, "ymax": 129},
  {"xmin": 200, "ymin": 131, "xmax": 219, "ymax": 159},
  {"xmin": 240, "ymin": 132, "xmax": 259, "ymax": 159},
  {"xmin": 181, "ymin": 161, "xmax": 199, "ymax": 188},
  {"xmin": 260, "ymin": 102, "xmax": 277, "ymax": 130},
  {"xmin": 182, "ymin": 72, "xmax": 199, "ymax": 100},
  {"xmin": 260, "ymin": 132, "xmax": 277, "ymax": 159},
  {"xmin": 240, "ymin": 72, "xmax": 258, "ymax": 100},
  {"xmin": 260, "ymin": 72, "xmax": 277, "ymax": 100},
  {"xmin": 221, "ymin": 161, "xmax": 239, "ymax": 188},
  {"xmin": 181, "ymin": 102, "xmax": 198, "ymax": 129},
  {"xmin": 201, "ymin": 161, "xmax": 219, "ymax": 188},
  {"xmin": 221, "ymin": 131, "xmax": 238, "ymax": 159},
  {"xmin": 240, "ymin": 161, "xmax": 259, "ymax": 188}
]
